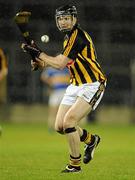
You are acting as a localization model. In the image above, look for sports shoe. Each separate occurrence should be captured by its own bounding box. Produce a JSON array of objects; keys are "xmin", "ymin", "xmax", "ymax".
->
[
  {"xmin": 61, "ymin": 165, "xmax": 81, "ymax": 173},
  {"xmin": 83, "ymin": 134, "xmax": 100, "ymax": 164}
]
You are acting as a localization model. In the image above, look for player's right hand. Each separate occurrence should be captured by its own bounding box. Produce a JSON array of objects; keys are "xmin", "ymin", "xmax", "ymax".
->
[{"xmin": 21, "ymin": 43, "xmax": 41, "ymax": 58}]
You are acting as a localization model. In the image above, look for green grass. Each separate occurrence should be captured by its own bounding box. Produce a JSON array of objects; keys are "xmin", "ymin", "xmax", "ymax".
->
[{"xmin": 0, "ymin": 123, "xmax": 135, "ymax": 180}]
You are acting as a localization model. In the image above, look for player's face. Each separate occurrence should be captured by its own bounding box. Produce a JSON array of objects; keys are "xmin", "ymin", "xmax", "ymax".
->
[{"xmin": 57, "ymin": 15, "xmax": 76, "ymax": 32}]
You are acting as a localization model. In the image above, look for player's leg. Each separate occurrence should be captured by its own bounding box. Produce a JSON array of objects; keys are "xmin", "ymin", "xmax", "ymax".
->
[
  {"xmin": 62, "ymin": 81, "xmax": 106, "ymax": 172},
  {"xmin": 77, "ymin": 81, "xmax": 106, "ymax": 164},
  {"xmin": 62, "ymin": 97, "xmax": 92, "ymax": 173},
  {"xmin": 55, "ymin": 84, "xmax": 78, "ymax": 135},
  {"xmin": 55, "ymin": 103, "xmax": 71, "ymax": 134}
]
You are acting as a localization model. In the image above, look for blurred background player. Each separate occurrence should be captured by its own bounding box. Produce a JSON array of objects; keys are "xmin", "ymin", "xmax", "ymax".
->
[
  {"xmin": 0, "ymin": 48, "xmax": 8, "ymax": 105},
  {"xmin": 40, "ymin": 67, "xmax": 69, "ymax": 131}
]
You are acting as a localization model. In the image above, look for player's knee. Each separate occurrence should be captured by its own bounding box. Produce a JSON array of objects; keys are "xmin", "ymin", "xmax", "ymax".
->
[
  {"xmin": 54, "ymin": 124, "xmax": 64, "ymax": 135},
  {"xmin": 63, "ymin": 113, "xmax": 77, "ymax": 130}
]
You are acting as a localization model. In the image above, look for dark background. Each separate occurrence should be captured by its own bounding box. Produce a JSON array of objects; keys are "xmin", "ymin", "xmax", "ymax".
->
[{"xmin": 0, "ymin": 0, "xmax": 135, "ymax": 106}]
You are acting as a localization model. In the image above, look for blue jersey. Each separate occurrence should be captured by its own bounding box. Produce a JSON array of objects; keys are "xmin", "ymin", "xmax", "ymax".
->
[{"xmin": 42, "ymin": 67, "xmax": 69, "ymax": 90}]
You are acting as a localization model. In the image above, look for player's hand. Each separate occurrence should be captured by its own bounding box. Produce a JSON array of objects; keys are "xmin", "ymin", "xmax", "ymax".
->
[
  {"xmin": 31, "ymin": 58, "xmax": 46, "ymax": 71},
  {"xmin": 31, "ymin": 60, "xmax": 38, "ymax": 71},
  {"xmin": 21, "ymin": 43, "xmax": 41, "ymax": 58}
]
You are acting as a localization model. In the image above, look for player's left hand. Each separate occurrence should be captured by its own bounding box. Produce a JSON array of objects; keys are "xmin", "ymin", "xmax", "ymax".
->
[{"xmin": 31, "ymin": 58, "xmax": 47, "ymax": 71}]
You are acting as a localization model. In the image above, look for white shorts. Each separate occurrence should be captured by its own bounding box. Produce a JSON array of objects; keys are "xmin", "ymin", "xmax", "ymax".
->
[
  {"xmin": 61, "ymin": 81, "xmax": 106, "ymax": 110},
  {"xmin": 49, "ymin": 89, "xmax": 66, "ymax": 106}
]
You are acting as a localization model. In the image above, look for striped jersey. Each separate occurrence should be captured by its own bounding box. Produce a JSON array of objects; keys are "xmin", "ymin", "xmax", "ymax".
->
[{"xmin": 62, "ymin": 24, "xmax": 106, "ymax": 86}]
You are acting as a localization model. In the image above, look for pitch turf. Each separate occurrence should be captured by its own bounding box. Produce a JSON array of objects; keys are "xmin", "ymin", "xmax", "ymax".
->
[{"xmin": 0, "ymin": 123, "xmax": 135, "ymax": 180}]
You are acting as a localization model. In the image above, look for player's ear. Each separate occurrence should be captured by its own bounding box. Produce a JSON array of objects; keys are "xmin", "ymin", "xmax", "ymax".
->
[{"xmin": 73, "ymin": 17, "xmax": 77, "ymax": 26}]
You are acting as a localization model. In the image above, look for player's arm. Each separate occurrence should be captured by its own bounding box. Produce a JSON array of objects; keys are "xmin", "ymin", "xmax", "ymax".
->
[
  {"xmin": 38, "ymin": 53, "xmax": 69, "ymax": 69},
  {"xmin": 22, "ymin": 43, "xmax": 70, "ymax": 70},
  {"xmin": 30, "ymin": 52, "xmax": 70, "ymax": 70},
  {"xmin": 31, "ymin": 53, "xmax": 69, "ymax": 70}
]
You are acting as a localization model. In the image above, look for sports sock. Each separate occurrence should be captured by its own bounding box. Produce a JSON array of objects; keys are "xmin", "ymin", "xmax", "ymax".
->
[
  {"xmin": 80, "ymin": 129, "xmax": 95, "ymax": 145},
  {"xmin": 69, "ymin": 154, "xmax": 81, "ymax": 169}
]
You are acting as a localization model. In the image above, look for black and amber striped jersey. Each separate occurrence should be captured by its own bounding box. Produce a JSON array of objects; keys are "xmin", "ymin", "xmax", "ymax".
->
[{"xmin": 62, "ymin": 24, "xmax": 106, "ymax": 86}]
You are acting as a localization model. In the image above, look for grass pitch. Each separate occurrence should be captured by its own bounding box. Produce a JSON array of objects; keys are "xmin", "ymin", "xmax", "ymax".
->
[{"xmin": 0, "ymin": 122, "xmax": 135, "ymax": 180}]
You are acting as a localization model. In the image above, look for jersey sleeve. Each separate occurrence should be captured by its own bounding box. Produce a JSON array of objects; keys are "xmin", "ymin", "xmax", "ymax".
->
[{"xmin": 62, "ymin": 29, "xmax": 86, "ymax": 60}]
